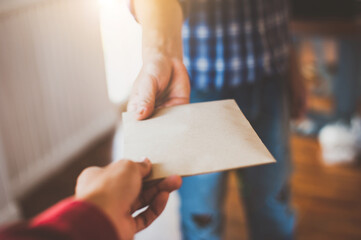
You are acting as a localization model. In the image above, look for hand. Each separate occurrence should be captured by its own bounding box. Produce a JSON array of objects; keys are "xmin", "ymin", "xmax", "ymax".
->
[
  {"xmin": 127, "ymin": 55, "xmax": 191, "ymax": 120},
  {"xmin": 75, "ymin": 159, "xmax": 182, "ymax": 240},
  {"xmin": 129, "ymin": 0, "xmax": 189, "ymax": 120}
]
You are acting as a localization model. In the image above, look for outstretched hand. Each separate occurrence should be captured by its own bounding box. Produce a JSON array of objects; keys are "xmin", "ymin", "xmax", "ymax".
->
[
  {"xmin": 75, "ymin": 159, "xmax": 182, "ymax": 240},
  {"xmin": 127, "ymin": 55, "xmax": 191, "ymax": 120}
]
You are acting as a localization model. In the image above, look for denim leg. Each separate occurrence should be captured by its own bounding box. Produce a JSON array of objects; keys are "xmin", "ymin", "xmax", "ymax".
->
[
  {"xmin": 334, "ymin": 39, "xmax": 361, "ymax": 123},
  {"xmin": 179, "ymin": 173, "xmax": 227, "ymax": 240},
  {"xmin": 235, "ymin": 78, "xmax": 295, "ymax": 240},
  {"xmin": 179, "ymin": 78, "xmax": 294, "ymax": 240},
  {"xmin": 179, "ymin": 90, "xmax": 227, "ymax": 240}
]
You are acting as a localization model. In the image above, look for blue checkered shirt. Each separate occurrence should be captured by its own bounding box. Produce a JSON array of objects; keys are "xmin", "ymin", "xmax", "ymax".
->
[{"xmin": 180, "ymin": 0, "xmax": 290, "ymax": 90}]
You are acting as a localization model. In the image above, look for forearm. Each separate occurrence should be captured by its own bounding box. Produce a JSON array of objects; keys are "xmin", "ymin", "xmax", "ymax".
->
[
  {"xmin": 128, "ymin": 0, "xmax": 190, "ymax": 117},
  {"xmin": 133, "ymin": 0, "xmax": 184, "ymax": 61}
]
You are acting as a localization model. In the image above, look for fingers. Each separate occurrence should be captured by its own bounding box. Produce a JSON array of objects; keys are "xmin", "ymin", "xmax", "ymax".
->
[
  {"xmin": 159, "ymin": 97, "xmax": 190, "ymax": 108},
  {"xmin": 112, "ymin": 158, "xmax": 152, "ymax": 179},
  {"xmin": 147, "ymin": 175, "xmax": 182, "ymax": 194},
  {"xmin": 127, "ymin": 68, "xmax": 158, "ymax": 120},
  {"xmin": 135, "ymin": 80, "xmax": 156, "ymax": 120},
  {"xmin": 127, "ymin": 58, "xmax": 190, "ymax": 120},
  {"xmin": 134, "ymin": 192, "xmax": 170, "ymax": 232},
  {"xmin": 136, "ymin": 158, "xmax": 152, "ymax": 178},
  {"xmin": 167, "ymin": 59, "xmax": 191, "ymax": 102},
  {"xmin": 157, "ymin": 60, "xmax": 190, "ymax": 108},
  {"xmin": 131, "ymin": 175, "xmax": 182, "ymax": 212}
]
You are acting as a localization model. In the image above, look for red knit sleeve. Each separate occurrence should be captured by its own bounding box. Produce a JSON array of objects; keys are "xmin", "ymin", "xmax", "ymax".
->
[{"xmin": 0, "ymin": 198, "xmax": 118, "ymax": 240}]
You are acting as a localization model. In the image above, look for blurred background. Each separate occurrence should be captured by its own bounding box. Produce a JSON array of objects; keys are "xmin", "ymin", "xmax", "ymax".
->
[{"xmin": 0, "ymin": 0, "xmax": 360, "ymax": 239}]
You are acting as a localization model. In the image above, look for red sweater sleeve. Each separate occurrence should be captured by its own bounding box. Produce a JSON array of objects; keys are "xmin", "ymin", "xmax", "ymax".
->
[{"xmin": 0, "ymin": 198, "xmax": 119, "ymax": 240}]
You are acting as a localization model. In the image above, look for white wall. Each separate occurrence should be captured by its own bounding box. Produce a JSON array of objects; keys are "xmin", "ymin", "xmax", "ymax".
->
[
  {"xmin": 0, "ymin": 0, "xmax": 46, "ymax": 13},
  {"xmin": 0, "ymin": 0, "xmax": 117, "ymax": 219},
  {"xmin": 0, "ymin": 137, "xmax": 21, "ymax": 225}
]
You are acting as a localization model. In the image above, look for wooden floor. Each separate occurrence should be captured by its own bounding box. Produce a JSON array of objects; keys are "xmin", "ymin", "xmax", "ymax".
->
[
  {"xmin": 20, "ymin": 134, "xmax": 361, "ymax": 240},
  {"xmin": 224, "ymin": 135, "xmax": 361, "ymax": 240}
]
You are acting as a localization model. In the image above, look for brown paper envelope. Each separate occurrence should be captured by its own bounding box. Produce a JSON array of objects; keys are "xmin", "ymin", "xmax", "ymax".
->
[{"xmin": 122, "ymin": 99, "xmax": 276, "ymax": 180}]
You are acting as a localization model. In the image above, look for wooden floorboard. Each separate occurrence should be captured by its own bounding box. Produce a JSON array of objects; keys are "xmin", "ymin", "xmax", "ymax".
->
[
  {"xmin": 224, "ymin": 135, "xmax": 361, "ymax": 240},
  {"xmin": 291, "ymin": 135, "xmax": 361, "ymax": 240}
]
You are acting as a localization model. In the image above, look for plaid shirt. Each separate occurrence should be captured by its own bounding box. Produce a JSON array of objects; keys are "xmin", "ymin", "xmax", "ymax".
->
[{"xmin": 180, "ymin": 0, "xmax": 290, "ymax": 90}]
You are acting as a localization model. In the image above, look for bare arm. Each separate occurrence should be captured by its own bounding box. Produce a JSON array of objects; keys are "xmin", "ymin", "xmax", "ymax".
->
[
  {"xmin": 134, "ymin": 0, "xmax": 184, "ymax": 60},
  {"xmin": 128, "ymin": 0, "xmax": 190, "ymax": 120}
]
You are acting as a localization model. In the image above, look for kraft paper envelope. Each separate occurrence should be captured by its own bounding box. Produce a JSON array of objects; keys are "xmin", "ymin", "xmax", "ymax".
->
[{"xmin": 122, "ymin": 99, "xmax": 276, "ymax": 180}]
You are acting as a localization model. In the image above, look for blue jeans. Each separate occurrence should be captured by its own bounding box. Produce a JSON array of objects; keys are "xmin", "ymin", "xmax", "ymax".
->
[
  {"xmin": 179, "ymin": 75, "xmax": 295, "ymax": 240},
  {"xmin": 334, "ymin": 39, "xmax": 361, "ymax": 123}
]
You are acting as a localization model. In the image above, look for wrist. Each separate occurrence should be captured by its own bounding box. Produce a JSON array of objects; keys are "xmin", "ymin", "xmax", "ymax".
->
[
  {"xmin": 135, "ymin": 0, "xmax": 184, "ymax": 61},
  {"xmin": 142, "ymin": 29, "xmax": 183, "ymax": 61}
]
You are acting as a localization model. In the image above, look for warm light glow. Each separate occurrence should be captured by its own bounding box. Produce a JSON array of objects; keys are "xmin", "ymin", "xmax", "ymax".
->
[
  {"xmin": 98, "ymin": 0, "xmax": 142, "ymax": 103},
  {"xmin": 98, "ymin": 0, "xmax": 117, "ymax": 9}
]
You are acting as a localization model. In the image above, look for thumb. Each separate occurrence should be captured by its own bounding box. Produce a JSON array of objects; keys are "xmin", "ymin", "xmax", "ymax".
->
[{"xmin": 128, "ymin": 71, "xmax": 157, "ymax": 120}]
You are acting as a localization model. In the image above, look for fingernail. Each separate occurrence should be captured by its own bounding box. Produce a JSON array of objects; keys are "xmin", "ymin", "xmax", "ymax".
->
[{"xmin": 138, "ymin": 107, "xmax": 146, "ymax": 116}]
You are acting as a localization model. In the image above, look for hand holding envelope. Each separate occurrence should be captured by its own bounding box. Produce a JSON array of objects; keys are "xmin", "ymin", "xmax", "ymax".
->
[{"xmin": 123, "ymin": 99, "xmax": 275, "ymax": 180}]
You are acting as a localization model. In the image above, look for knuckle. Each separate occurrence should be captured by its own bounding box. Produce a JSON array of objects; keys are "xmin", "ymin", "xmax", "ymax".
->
[
  {"xmin": 121, "ymin": 160, "xmax": 136, "ymax": 171},
  {"xmin": 77, "ymin": 166, "xmax": 102, "ymax": 186},
  {"xmin": 81, "ymin": 166, "xmax": 100, "ymax": 176}
]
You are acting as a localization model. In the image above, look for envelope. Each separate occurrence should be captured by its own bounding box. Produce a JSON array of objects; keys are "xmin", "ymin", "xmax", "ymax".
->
[{"xmin": 122, "ymin": 99, "xmax": 275, "ymax": 180}]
